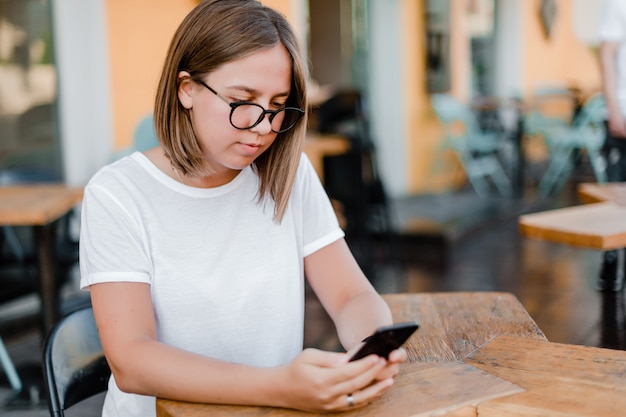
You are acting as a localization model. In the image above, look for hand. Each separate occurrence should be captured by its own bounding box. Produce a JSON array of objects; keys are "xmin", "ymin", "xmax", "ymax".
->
[
  {"xmin": 277, "ymin": 348, "xmax": 394, "ymax": 412},
  {"xmin": 343, "ymin": 343, "xmax": 408, "ymax": 382},
  {"xmin": 608, "ymin": 111, "xmax": 626, "ymax": 138},
  {"xmin": 374, "ymin": 347, "xmax": 408, "ymax": 381}
]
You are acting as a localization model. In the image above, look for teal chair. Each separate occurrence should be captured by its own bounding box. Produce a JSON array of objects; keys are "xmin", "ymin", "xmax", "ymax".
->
[
  {"xmin": 132, "ymin": 113, "xmax": 159, "ymax": 152},
  {"xmin": 112, "ymin": 113, "xmax": 159, "ymax": 160},
  {"xmin": 431, "ymin": 94, "xmax": 512, "ymax": 197},
  {"xmin": 533, "ymin": 93, "xmax": 607, "ymax": 197}
]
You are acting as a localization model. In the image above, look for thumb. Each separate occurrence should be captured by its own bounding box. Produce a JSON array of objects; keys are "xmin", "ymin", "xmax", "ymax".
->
[{"xmin": 300, "ymin": 348, "xmax": 348, "ymax": 368}]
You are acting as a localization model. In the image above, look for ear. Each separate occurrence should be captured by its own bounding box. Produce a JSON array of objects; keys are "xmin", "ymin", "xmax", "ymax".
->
[{"xmin": 178, "ymin": 71, "xmax": 194, "ymax": 109}]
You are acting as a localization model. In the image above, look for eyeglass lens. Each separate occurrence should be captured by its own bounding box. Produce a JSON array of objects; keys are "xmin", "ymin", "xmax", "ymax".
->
[{"xmin": 231, "ymin": 104, "xmax": 303, "ymax": 133}]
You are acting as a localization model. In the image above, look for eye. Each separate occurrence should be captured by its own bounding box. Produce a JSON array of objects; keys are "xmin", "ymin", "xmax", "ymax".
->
[{"xmin": 231, "ymin": 98, "xmax": 254, "ymax": 105}]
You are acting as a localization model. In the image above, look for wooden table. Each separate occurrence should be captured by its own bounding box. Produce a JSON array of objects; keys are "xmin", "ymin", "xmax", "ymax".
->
[
  {"xmin": 304, "ymin": 133, "xmax": 350, "ymax": 182},
  {"xmin": 519, "ymin": 183, "xmax": 626, "ymax": 250},
  {"xmin": 157, "ymin": 292, "xmax": 549, "ymax": 417},
  {"xmin": 578, "ymin": 182, "xmax": 626, "ymax": 205},
  {"xmin": 0, "ymin": 185, "xmax": 83, "ymax": 334},
  {"xmin": 465, "ymin": 336, "xmax": 626, "ymax": 416}
]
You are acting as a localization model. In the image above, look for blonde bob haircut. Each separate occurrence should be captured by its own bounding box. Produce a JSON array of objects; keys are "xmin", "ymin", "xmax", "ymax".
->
[{"xmin": 155, "ymin": 0, "xmax": 308, "ymax": 222}]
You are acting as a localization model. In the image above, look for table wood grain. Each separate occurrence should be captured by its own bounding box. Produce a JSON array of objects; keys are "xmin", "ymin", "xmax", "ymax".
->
[
  {"xmin": 578, "ymin": 182, "xmax": 626, "ymax": 206},
  {"xmin": 465, "ymin": 336, "xmax": 626, "ymax": 416},
  {"xmin": 383, "ymin": 292, "xmax": 546, "ymax": 362},
  {"xmin": 0, "ymin": 185, "xmax": 83, "ymax": 225},
  {"xmin": 157, "ymin": 292, "xmax": 546, "ymax": 417},
  {"xmin": 519, "ymin": 182, "xmax": 626, "ymax": 250},
  {"xmin": 157, "ymin": 362, "xmax": 522, "ymax": 417},
  {"xmin": 518, "ymin": 202, "xmax": 626, "ymax": 250}
]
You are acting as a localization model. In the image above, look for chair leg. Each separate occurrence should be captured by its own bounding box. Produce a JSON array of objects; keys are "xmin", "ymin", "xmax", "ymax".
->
[
  {"xmin": 483, "ymin": 156, "xmax": 513, "ymax": 197},
  {"xmin": 2, "ymin": 226, "xmax": 25, "ymax": 262},
  {"xmin": 538, "ymin": 148, "xmax": 574, "ymax": 197},
  {"xmin": 0, "ymin": 336, "xmax": 23, "ymax": 392},
  {"xmin": 462, "ymin": 159, "xmax": 492, "ymax": 197},
  {"xmin": 587, "ymin": 149, "xmax": 608, "ymax": 183}
]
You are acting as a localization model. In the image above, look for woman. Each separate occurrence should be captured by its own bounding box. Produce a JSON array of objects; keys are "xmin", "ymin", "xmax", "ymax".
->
[{"xmin": 79, "ymin": 1, "xmax": 406, "ymax": 416}]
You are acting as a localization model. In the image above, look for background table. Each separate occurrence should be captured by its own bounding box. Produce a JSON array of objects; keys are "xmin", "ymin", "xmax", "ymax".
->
[
  {"xmin": 578, "ymin": 182, "xmax": 626, "ymax": 205},
  {"xmin": 0, "ymin": 185, "xmax": 83, "ymax": 334},
  {"xmin": 304, "ymin": 133, "xmax": 350, "ymax": 182},
  {"xmin": 157, "ymin": 291, "xmax": 547, "ymax": 417},
  {"xmin": 519, "ymin": 182, "xmax": 626, "ymax": 250}
]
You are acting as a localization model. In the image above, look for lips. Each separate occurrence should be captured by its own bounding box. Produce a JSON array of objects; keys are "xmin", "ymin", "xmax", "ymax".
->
[{"xmin": 238, "ymin": 142, "xmax": 262, "ymax": 155}]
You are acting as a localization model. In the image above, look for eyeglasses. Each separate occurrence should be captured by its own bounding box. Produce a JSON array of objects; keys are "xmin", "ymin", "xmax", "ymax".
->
[{"xmin": 195, "ymin": 80, "xmax": 304, "ymax": 133}]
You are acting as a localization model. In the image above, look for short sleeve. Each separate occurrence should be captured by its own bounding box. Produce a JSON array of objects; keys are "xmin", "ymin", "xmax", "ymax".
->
[
  {"xmin": 295, "ymin": 154, "xmax": 345, "ymax": 257},
  {"xmin": 79, "ymin": 180, "xmax": 152, "ymax": 289},
  {"xmin": 598, "ymin": 0, "xmax": 626, "ymax": 41}
]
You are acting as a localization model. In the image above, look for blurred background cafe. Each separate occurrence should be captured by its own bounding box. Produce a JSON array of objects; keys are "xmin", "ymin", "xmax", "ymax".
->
[{"xmin": 0, "ymin": 0, "xmax": 622, "ymax": 412}]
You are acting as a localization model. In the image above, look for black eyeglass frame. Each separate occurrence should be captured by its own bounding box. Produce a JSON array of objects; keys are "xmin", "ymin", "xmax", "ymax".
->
[{"xmin": 194, "ymin": 79, "xmax": 305, "ymax": 133}]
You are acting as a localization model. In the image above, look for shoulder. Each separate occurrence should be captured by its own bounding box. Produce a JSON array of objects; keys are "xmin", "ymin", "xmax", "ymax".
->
[{"xmin": 85, "ymin": 153, "xmax": 157, "ymax": 200}]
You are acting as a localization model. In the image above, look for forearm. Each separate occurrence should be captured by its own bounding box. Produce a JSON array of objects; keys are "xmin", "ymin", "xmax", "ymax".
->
[
  {"xmin": 110, "ymin": 338, "xmax": 287, "ymax": 407},
  {"xmin": 600, "ymin": 42, "xmax": 620, "ymax": 114},
  {"xmin": 333, "ymin": 290, "xmax": 393, "ymax": 350}
]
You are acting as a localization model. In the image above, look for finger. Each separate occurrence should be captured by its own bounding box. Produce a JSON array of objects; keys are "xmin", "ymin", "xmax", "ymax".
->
[
  {"xmin": 300, "ymin": 348, "xmax": 348, "ymax": 368},
  {"xmin": 341, "ymin": 341, "xmax": 366, "ymax": 364},
  {"xmin": 387, "ymin": 347, "xmax": 408, "ymax": 364},
  {"xmin": 332, "ymin": 356, "xmax": 387, "ymax": 394},
  {"xmin": 374, "ymin": 363, "xmax": 400, "ymax": 381},
  {"xmin": 337, "ymin": 378, "xmax": 394, "ymax": 411}
]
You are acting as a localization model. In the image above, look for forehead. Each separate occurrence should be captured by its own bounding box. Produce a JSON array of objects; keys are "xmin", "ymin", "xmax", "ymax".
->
[{"xmin": 209, "ymin": 44, "xmax": 293, "ymax": 94}]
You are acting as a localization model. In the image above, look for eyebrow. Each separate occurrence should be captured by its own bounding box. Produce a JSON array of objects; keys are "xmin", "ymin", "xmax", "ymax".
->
[{"xmin": 225, "ymin": 85, "xmax": 290, "ymax": 99}]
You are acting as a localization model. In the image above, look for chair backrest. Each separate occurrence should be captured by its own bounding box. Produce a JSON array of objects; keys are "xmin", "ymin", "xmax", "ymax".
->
[
  {"xmin": 431, "ymin": 93, "xmax": 479, "ymax": 132},
  {"xmin": 431, "ymin": 93, "xmax": 501, "ymax": 155},
  {"xmin": 572, "ymin": 93, "xmax": 606, "ymax": 127},
  {"xmin": 42, "ymin": 306, "xmax": 110, "ymax": 417},
  {"xmin": 133, "ymin": 113, "xmax": 159, "ymax": 152}
]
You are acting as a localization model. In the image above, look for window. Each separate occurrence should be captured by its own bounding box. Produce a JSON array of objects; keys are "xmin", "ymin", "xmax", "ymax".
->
[{"xmin": 0, "ymin": 0, "xmax": 61, "ymax": 178}]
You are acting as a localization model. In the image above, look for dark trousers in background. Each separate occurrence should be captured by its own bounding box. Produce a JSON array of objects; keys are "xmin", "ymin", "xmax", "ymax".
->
[{"xmin": 599, "ymin": 122, "xmax": 626, "ymax": 290}]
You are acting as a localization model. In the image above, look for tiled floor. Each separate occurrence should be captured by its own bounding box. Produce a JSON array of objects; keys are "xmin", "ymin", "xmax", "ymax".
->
[{"xmin": 1, "ymin": 182, "xmax": 624, "ymax": 416}]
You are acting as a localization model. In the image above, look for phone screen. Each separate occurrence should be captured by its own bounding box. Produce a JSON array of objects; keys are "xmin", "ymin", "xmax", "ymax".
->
[{"xmin": 348, "ymin": 322, "xmax": 419, "ymax": 362}]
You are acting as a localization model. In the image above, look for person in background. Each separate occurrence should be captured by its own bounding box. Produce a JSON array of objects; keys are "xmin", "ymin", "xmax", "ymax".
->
[
  {"xmin": 597, "ymin": 0, "xmax": 626, "ymax": 291},
  {"xmin": 78, "ymin": 1, "xmax": 406, "ymax": 416}
]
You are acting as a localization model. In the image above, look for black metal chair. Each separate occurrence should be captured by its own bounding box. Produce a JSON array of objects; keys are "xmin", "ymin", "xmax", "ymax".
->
[
  {"xmin": 42, "ymin": 306, "xmax": 110, "ymax": 417},
  {"xmin": 318, "ymin": 89, "xmax": 397, "ymax": 269}
]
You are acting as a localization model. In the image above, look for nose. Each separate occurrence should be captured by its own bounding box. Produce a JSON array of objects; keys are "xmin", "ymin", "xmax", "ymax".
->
[{"xmin": 249, "ymin": 112, "xmax": 273, "ymax": 135}]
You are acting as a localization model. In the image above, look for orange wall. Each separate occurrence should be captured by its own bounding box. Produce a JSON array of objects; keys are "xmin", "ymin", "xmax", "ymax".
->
[
  {"xmin": 403, "ymin": 0, "xmax": 468, "ymax": 194},
  {"xmin": 105, "ymin": 0, "xmax": 196, "ymax": 151},
  {"xmin": 106, "ymin": 1, "xmax": 601, "ymax": 195},
  {"xmin": 405, "ymin": 0, "xmax": 602, "ymax": 194},
  {"xmin": 106, "ymin": 0, "xmax": 294, "ymax": 152},
  {"xmin": 522, "ymin": 0, "xmax": 601, "ymax": 97}
]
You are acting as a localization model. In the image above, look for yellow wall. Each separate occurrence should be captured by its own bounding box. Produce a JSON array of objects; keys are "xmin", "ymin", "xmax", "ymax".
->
[
  {"xmin": 403, "ymin": 0, "xmax": 468, "ymax": 194},
  {"xmin": 404, "ymin": 0, "xmax": 602, "ymax": 194},
  {"xmin": 105, "ymin": 0, "xmax": 601, "ymax": 195},
  {"xmin": 105, "ymin": 0, "xmax": 196, "ymax": 151},
  {"xmin": 522, "ymin": 0, "xmax": 601, "ymax": 97},
  {"xmin": 106, "ymin": 0, "xmax": 294, "ymax": 152}
]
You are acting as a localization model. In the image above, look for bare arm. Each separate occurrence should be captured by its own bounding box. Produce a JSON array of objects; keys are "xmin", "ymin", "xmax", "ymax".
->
[
  {"xmin": 600, "ymin": 41, "xmax": 626, "ymax": 137},
  {"xmin": 304, "ymin": 238, "xmax": 393, "ymax": 350},
  {"xmin": 90, "ymin": 281, "xmax": 392, "ymax": 411},
  {"xmin": 304, "ymin": 238, "xmax": 407, "ymax": 382}
]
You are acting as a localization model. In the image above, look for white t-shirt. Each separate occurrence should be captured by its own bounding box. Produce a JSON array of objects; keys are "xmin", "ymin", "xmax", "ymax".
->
[
  {"xmin": 598, "ymin": 0, "xmax": 626, "ymax": 116},
  {"xmin": 79, "ymin": 152, "xmax": 344, "ymax": 417}
]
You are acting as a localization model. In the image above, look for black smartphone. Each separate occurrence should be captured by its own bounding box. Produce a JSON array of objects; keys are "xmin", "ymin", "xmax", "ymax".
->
[{"xmin": 348, "ymin": 321, "xmax": 419, "ymax": 362}]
